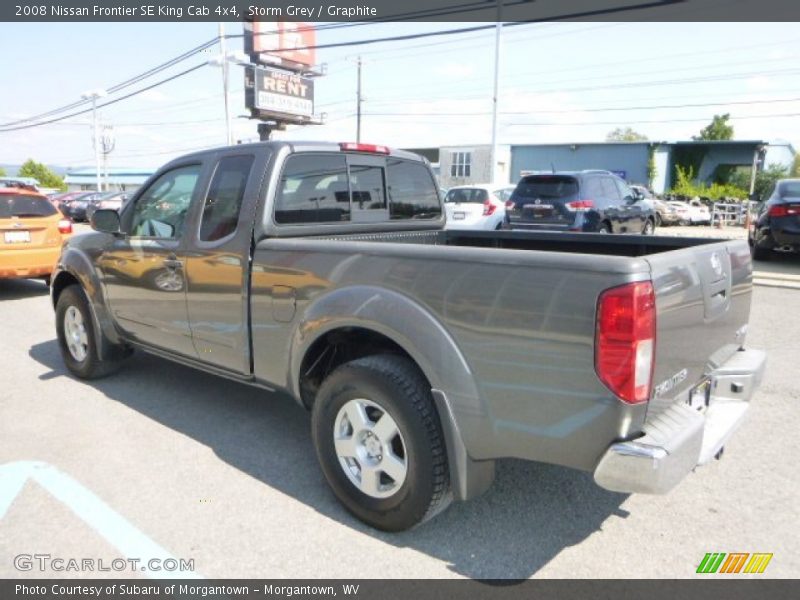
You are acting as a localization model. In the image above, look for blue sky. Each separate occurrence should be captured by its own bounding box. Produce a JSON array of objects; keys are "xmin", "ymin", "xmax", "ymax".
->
[{"xmin": 1, "ymin": 21, "xmax": 799, "ymax": 169}]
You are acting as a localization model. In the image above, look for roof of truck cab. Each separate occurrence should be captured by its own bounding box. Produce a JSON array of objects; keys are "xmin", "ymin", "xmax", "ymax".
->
[{"xmin": 174, "ymin": 141, "xmax": 426, "ymax": 164}]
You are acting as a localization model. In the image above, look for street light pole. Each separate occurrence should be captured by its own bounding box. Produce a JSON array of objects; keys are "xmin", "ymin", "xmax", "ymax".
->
[
  {"xmin": 489, "ymin": 2, "xmax": 503, "ymax": 183},
  {"xmin": 81, "ymin": 89, "xmax": 107, "ymax": 191},
  {"xmin": 356, "ymin": 56, "xmax": 363, "ymax": 143},
  {"xmin": 219, "ymin": 22, "xmax": 233, "ymax": 145}
]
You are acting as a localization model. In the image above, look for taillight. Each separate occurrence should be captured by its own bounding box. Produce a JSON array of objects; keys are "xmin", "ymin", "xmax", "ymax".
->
[
  {"xmin": 505, "ymin": 200, "xmax": 515, "ymax": 209},
  {"xmin": 595, "ymin": 281, "xmax": 656, "ymax": 404},
  {"xmin": 339, "ymin": 142, "xmax": 390, "ymax": 154},
  {"xmin": 566, "ymin": 199, "xmax": 595, "ymax": 211},
  {"xmin": 483, "ymin": 200, "xmax": 497, "ymax": 216},
  {"xmin": 769, "ymin": 204, "xmax": 800, "ymax": 217},
  {"xmin": 58, "ymin": 219, "xmax": 73, "ymax": 234}
]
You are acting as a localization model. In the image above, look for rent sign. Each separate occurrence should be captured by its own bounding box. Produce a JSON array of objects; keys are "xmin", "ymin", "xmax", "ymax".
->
[{"xmin": 245, "ymin": 66, "xmax": 315, "ymax": 121}]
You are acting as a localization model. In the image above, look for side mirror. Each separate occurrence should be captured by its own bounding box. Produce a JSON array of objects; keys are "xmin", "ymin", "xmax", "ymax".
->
[{"xmin": 91, "ymin": 209, "xmax": 121, "ymax": 234}]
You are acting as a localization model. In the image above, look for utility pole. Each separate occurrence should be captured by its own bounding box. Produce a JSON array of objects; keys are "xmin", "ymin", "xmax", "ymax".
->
[
  {"xmin": 82, "ymin": 89, "xmax": 107, "ymax": 191},
  {"xmin": 489, "ymin": 1, "xmax": 503, "ymax": 183},
  {"xmin": 100, "ymin": 124, "xmax": 115, "ymax": 191},
  {"xmin": 356, "ymin": 56, "xmax": 363, "ymax": 143},
  {"xmin": 219, "ymin": 22, "xmax": 233, "ymax": 145}
]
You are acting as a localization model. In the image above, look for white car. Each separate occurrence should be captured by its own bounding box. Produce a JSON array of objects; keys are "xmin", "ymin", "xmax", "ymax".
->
[
  {"xmin": 444, "ymin": 184, "xmax": 514, "ymax": 231},
  {"xmin": 668, "ymin": 199, "xmax": 711, "ymax": 225}
]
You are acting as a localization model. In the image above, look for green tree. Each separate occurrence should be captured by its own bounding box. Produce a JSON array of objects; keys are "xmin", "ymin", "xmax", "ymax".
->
[
  {"xmin": 792, "ymin": 153, "xmax": 800, "ymax": 177},
  {"xmin": 646, "ymin": 147, "xmax": 657, "ymax": 188},
  {"xmin": 693, "ymin": 114, "xmax": 734, "ymax": 141},
  {"xmin": 606, "ymin": 127, "xmax": 648, "ymax": 142},
  {"xmin": 729, "ymin": 164, "xmax": 789, "ymax": 201},
  {"xmin": 17, "ymin": 159, "xmax": 66, "ymax": 190},
  {"xmin": 0, "ymin": 166, "xmax": 6, "ymax": 177}
]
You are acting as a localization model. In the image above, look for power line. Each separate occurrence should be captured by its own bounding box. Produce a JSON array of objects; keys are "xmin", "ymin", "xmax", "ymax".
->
[
  {"xmin": 361, "ymin": 95, "xmax": 800, "ymax": 117},
  {"xmin": 0, "ymin": 64, "xmax": 207, "ymax": 132},
  {"xmin": 0, "ymin": 37, "xmax": 218, "ymax": 128}
]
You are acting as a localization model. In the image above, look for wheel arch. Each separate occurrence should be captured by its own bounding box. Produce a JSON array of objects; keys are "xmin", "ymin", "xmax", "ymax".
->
[
  {"xmin": 289, "ymin": 285, "xmax": 494, "ymax": 501},
  {"xmin": 52, "ymin": 249, "xmax": 125, "ymax": 358}
]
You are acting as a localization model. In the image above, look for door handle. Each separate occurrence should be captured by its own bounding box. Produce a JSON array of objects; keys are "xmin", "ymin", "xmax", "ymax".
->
[{"xmin": 163, "ymin": 258, "xmax": 183, "ymax": 269}]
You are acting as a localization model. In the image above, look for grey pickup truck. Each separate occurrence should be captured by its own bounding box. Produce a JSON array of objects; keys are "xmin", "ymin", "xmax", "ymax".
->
[{"xmin": 51, "ymin": 141, "xmax": 765, "ymax": 531}]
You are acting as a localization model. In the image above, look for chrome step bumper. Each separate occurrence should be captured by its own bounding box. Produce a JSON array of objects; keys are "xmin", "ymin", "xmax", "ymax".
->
[{"xmin": 594, "ymin": 348, "xmax": 766, "ymax": 494}]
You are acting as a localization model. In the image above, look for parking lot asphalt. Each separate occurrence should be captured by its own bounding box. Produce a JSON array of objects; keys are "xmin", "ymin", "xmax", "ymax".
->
[{"xmin": 1, "ymin": 264, "xmax": 798, "ymax": 580}]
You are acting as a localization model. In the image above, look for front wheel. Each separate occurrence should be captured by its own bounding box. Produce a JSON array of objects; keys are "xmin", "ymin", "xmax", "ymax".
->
[
  {"xmin": 56, "ymin": 285, "xmax": 126, "ymax": 379},
  {"xmin": 311, "ymin": 354, "xmax": 451, "ymax": 531},
  {"xmin": 642, "ymin": 219, "xmax": 655, "ymax": 235},
  {"xmin": 597, "ymin": 222, "xmax": 611, "ymax": 234}
]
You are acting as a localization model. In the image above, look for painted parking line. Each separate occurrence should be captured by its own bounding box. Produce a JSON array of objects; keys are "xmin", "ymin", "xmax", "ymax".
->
[{"xmin": 0, "ymin": 461, "xmax": 201, "ymax": 579}]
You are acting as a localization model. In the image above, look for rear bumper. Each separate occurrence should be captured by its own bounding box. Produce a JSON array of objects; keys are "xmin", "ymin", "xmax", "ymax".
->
[
  {"xmin": 593, "ymin": 347, "xmax": 766, "ymax": 494},
  {"xmin": 0, "ymin": 246, "xmax": 61, "ymax": 279}
]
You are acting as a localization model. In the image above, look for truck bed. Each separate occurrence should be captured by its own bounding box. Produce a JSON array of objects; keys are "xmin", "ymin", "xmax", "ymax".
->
[{"xmin": 252, "ymin": 230, "xmax": 753, "ymax": 474}]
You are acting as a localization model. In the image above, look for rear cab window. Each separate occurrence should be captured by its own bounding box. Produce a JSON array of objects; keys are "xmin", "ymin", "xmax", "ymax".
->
[
  {"xmin": 274, "ymin": 152, "xmax": 441, "ymax": 225},
  {"xmin": 0, "ymin": 194, "xmax": 57, "ymax": 218}
]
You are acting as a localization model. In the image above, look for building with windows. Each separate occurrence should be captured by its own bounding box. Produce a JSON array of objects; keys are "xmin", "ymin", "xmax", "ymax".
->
[
  {"xmin": 407, "ymin": 140, "xmax": 795, "ymax": 194},
  {"xmin": 403, "ymin": 145, "xmax": 510, "ymax": 189}
]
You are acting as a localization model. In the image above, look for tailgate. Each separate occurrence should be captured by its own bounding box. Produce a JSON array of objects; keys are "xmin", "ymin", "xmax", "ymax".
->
[{"xmin": 644, "ymin": 239, "xmax": 752, "ymax": 419}]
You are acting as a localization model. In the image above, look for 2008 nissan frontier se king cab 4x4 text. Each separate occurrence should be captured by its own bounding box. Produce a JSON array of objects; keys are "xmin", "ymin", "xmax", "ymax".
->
[{"xmin": 51, "ymin": 141, "xmax": 766, "ymax": 531}]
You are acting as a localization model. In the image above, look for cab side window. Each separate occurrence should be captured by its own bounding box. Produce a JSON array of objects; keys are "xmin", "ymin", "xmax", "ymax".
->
[
  {"xmin": 199, "ymin": 155, "xmax": 255, "ymax": 242},
  {"xmin": 275, "ymin": 155, "xmax": 350, "ymax": 224},
  {"xmin": 130, "ymin": 164, "xmax": 202, "ymax": 239}
]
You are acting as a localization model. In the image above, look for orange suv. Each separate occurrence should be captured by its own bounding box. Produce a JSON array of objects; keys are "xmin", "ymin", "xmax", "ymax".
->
[{"xmin": 0, "ymin": 183, "xmax": 73, "ymax": 284}]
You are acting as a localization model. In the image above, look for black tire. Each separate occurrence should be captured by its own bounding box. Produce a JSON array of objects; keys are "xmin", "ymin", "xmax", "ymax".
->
[
  {"xmin": 55, "ymin": 285, "xmax": 126, "ymax": 379},
  {"xmin": 642, "ymin": 218, "xmax": 655, "ymax": 235},
  {"xmin": 311, "ymin": 354, "xmax": 451, "ymax": 531},
  {"xmin": 654, "ymin": 213, "xmax": 662, "ymax": 228},
  {"xmin": 597, "ymin": 222, "xmax": 611, "ymax": 234},
  {"xmin": 751, "ymin": 243, "xmax": 772, "ymax": 261}
]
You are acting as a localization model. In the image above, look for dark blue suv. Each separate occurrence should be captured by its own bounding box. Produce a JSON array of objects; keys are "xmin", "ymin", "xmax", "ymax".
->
[{"xmin": 507, "ymin": 170, "xmax": 657, "ymax": 234}]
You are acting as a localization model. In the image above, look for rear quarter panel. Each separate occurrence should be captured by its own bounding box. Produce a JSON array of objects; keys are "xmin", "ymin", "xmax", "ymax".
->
[{"xmin": 645, "ymin": 239, "xmax": 752, "ymax": 418}]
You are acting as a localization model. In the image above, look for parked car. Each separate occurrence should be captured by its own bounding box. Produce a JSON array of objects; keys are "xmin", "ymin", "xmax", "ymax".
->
[
  {"xmin": 630, "ymin": 185, "xmax": 679, "ymax": 226},
  {"xmin": 443, "ymin": 184, "xmax": 510, "ymax": 231},
  {"xmin": 1, "ymin": 183, "xmax": 73, "ymax": 284},
  {"xmin": 749, "ymin": 178, "xmax": 800, "ymax": 260},
  {"xmin": 49, "ymin": 191, "xmax": 88, "ymax": 214},
  {"xmin": 668, "ymin": 199, "xmax": 711, "ymax": 225},
  {"xmin": 60, "ymin": 192, "xmax": 98, "ymax": 222},
  {"xmin": 51, "ymin": 141, "xmax": 764, "ymax": 531},
  {"xmin": 86, "ymin": 192, "xmax": 128, "ymax": 221},
  {"xmin": 508, "ymin": 171, "xmax": 657, "ymax": 234}
]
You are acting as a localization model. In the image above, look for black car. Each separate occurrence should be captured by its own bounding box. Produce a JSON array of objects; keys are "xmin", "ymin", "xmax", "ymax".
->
[
  {"xmin": 61, "ymin": 192, "xmax": 98, "ymax": 222},
  {"xmin": 85, "ymin": 192, "xmax": 129, "ymax": 221},
  {"xmin": 749, "ymin": 178, "xmax": 800, "ymax": 261},
  {"xmin": 507, "ymin": 170, "xmax": 657, "ymax": 234}
]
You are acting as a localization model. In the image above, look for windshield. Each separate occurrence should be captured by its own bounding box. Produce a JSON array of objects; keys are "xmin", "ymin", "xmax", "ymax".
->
[
  {"xmin": 445, "ymin": 188, "xmax": 488, "ymax": 203},
  {"xmin": 0, "ymin": 194, "xmax": 57, "ymax": 218}
]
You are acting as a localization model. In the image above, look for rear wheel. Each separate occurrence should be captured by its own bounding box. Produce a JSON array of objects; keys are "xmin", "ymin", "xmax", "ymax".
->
[
  {"xmin": 311, "ymin": 354, "xmax": 451, "ymax": 531},
  {"xmin": 597, "ymin": 222, "xmax": 611, "ymax": 234},
  {"xmin": 56, "ymin": 285, "xmax": 127, "ymax": 379}
]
